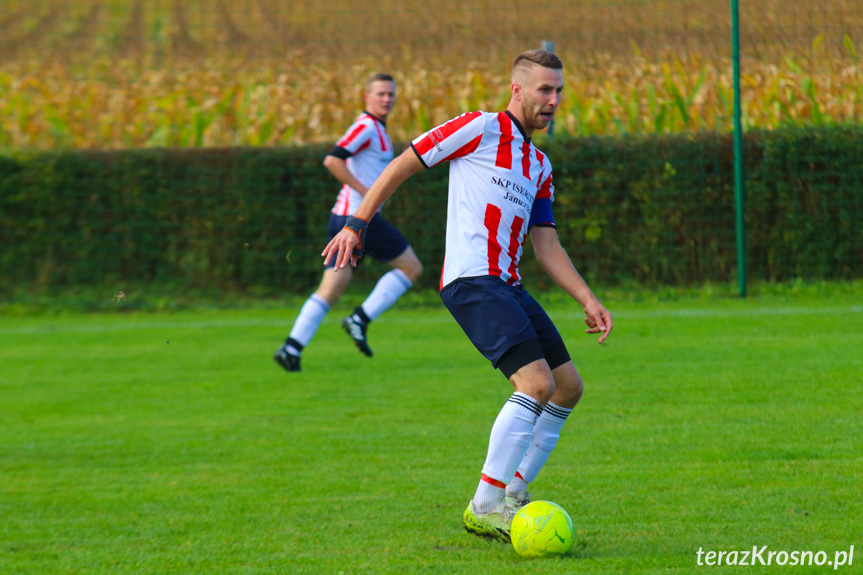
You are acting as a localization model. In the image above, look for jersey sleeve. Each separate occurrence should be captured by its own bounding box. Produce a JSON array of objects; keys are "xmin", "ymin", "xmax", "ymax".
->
[
  {"xmin": 410, "ymin": 111, "xmax": 485, "ymax": 168},
  {"xmin": 333, "ymin": 119, "xmax": 374, "ymax": 157}
]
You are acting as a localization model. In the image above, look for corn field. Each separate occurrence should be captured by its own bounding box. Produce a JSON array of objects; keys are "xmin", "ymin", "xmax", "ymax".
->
[{"xmin": 1, "ymin": 0, "xmax": 861, "ymax": 149}]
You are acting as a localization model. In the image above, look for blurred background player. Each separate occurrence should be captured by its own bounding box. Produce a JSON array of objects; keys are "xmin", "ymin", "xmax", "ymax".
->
[
  {"xmin": 274, "ymin": 73, "xmax": 423, "ymax": 372},
  {"xmin": 322, "ymin": 50, "xmax": 612, "ymax": 543}
]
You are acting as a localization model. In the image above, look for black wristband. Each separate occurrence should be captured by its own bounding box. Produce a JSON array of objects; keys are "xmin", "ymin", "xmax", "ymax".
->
[{"xmin": 344, "ymin": 215, "xmax": 368, "ymax": 259}]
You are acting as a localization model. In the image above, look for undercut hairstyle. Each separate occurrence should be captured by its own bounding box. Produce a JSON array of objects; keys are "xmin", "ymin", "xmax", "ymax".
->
[
  {"xmin": 512, "ymin": 49, "xmax": 563, "ymax": 78},
  {"xmin": 365, "ymin": 73, "xmax": 395, "ymax": 92}
]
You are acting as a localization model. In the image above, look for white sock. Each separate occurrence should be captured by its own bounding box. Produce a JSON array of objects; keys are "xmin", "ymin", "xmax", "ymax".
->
[
  {"xmin": 360, "ymin": 269, "xmax": 412, "ymax": 321},
  {"xmin": 506, "ymin": 472, "xmax": 528, "ymax": 497},
  {"xmin": 288, "ymin": 294, "xmax": 330, "ymax": 348},
  {"xmin": 474, "ymin": 475, "xmax": 506, "ymax": 514},
  {"xmin": 474, "ymin": 392, "xmax": 542, "ymax": 513},
  {"xmin": 513, "ymin": 401, "xmax": 572, "ymax": 485}
]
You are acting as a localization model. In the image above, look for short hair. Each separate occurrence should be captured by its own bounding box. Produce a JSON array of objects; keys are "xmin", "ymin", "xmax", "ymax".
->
[
  {"xmin": 365, "ymin": 73, "xmax": 395, "ymax": 92},
  {"xmin": 512, "ymin": 49, "xmax": 563, "ymax": 77}
]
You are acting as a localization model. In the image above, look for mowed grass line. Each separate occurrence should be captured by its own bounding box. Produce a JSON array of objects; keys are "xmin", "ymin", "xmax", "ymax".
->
[{"xmin": 0, "ymin": 295, "xmax": 861, "ymax": 575}]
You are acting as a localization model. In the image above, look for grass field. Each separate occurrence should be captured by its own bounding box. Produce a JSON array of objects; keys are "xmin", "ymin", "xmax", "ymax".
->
[{"xmin": 1, "ymin": 289, "xmax": 862, "ymax": 574}]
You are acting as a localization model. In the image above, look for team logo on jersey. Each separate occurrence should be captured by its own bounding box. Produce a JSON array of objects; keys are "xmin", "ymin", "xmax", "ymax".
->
[{"xmin": 428, "ymin": 128, "xmax": 446, "ymax": 152}]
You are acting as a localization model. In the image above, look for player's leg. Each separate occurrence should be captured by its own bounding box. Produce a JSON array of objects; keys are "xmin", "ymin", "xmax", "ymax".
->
[
  {"xmin": 350, "ymin": 246, "xmax": 421, "ymax": 323},
  {"xmin": 471, "ymin": 355, "xmax": 552, "ymax": 500},
  {"xmin": 274, "ymin": 267, "xmax": 353, "ymax": 372},
  {"xmin": 506, "ymin": 362, "xmax": 583, "ymax": 506},
  {"xmin": 464, "ymin": 354, "xmax": 552, "ymax": 543},
  {"xmin": 441, "ymin": 278, "xmax": 547, "ymax": 542},
  {"xmin": 506, "ymin": 291, "xmax": 583, "ymax": 507},
  {"xmin": 549, "ymin": 361, "xmax": 584, "ymax": 409},
  {"xmin": 275, "ymin": 214, "xmax": 355, "ymax": 372},
  {"xmin": 342, "ymin": 217, "xmax": 422, "ymax": 357}
]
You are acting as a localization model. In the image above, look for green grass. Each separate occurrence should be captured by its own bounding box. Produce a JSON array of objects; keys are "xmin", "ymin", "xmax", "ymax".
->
[{"xmin": 1, "ymin": 289, "xmax": 861, "ymax": 574}]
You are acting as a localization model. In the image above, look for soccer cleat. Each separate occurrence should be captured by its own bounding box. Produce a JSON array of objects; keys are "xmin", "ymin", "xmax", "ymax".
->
[
  {"xmin": 273, "ymin": 347, "xmax": 301, "ymax": 372},
  {"xmin": 341, "ymin": 316, "xmax": 373, "ymax": 357},
  {"xmin": 462, "ymin": 499, "xmax": 515, "ymax": 544},
  {"xmin": 506, "ymin": 490, "xmax": 531, "ymax": 513}
]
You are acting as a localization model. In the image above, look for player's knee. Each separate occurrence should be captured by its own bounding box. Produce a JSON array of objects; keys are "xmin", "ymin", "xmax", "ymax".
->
[
  {"xmin": 400, "ymin": 256, "xmax": 423, "ymax": 283},
  {"xmin": 391, "ymin": 245, "xmax": 423, "ymax": 283},
  {"xmin": 406, "ymin": 262, "xmax": 423, "ymax": 283},
  {"xmin": 508, "ymin": 357, "xmax": 555, "ymax": 404},
  {"xmin": 535, "ymin": 378, "xmax": 556, "ymax": 405},
  {"xmin": 316, "ymin": 274, "xmax": 350, "ymax": 304},
  {"xmin": 555, "ymin": 370, "xmax": 584, "ymax": 408},
  {"xmin": 568, "ymin": 376, "xmax": 584, "ymax": 405},
  {"xmin": 314, "ymin": 288, "xmax": 342, "ymax": 306},
  {"xmin": 511, "ymin": 377, "xmax": 554, "ymax": 405}
]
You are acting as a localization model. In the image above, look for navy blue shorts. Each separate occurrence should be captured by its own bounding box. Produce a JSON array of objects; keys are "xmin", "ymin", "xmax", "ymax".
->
[
  {"xmin": 440, "ymin": 276, "xmax": 571, "ymax": 378},
  {"xmin": 325, "ymin": 213, "xmax": 410, "ymax": 268}
]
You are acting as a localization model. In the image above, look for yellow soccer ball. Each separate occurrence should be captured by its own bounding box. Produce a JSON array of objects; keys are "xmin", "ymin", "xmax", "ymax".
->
[{"xmin": 510, "ymin": 500, "xmax": 574, "ymax": 558}]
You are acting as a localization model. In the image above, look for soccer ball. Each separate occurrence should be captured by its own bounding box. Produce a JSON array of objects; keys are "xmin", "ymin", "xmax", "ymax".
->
[{"xmin": 510, "ymin": 500, "xmax": 574, "ymax": 558}]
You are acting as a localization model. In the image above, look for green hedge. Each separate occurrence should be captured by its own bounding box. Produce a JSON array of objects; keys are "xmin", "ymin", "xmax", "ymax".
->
[{"xmin": 1, "ymin": 126, "xmax": 861, "ymax": 298}]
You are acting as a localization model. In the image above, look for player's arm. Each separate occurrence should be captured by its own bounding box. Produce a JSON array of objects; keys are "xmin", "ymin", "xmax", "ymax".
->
[
  {"xmin": 529, "ymin": 225, "xmax": 613, "ymax": 343},
  {"xmin": 322, "ymin": 148, "xmax": 425, "ymax": 270},
  {"xmin": 323, "ymin": 154, "xmax": 368, "ymax": 196}
]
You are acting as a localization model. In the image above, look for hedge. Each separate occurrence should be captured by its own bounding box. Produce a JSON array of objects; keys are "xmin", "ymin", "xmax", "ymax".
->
[{"xmin": 1, "ymin": 126, "xmax": 861, "ymax": 298}]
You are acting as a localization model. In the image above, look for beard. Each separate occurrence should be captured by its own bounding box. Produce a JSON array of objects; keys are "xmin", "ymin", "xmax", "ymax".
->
[{"xmin": 520, "ymin": 97, "xmax": 555, "ymax": 132}]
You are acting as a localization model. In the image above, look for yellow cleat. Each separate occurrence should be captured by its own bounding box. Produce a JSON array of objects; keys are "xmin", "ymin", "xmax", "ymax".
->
[{"xmin": 462, "ymin": 499, "xmax": 515, "ymax": 543}]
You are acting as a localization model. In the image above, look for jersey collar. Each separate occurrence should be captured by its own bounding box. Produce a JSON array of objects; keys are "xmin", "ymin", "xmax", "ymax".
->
[
  {"xmin": 362, "ymin": 110, "xmax": 387, "ymax": 127},
  {"xmin": 505, "ymin": 110, "xmax": 529, "ymax": 143}
]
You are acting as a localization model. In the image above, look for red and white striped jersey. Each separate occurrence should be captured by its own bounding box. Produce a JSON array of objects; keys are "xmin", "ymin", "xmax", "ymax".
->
[
  {"xmin": 410, "ymin": 110, "xmax": 556, "ymax": 289},
  {"xmin": 331, "ymin": 112, "xmax": 394, "ymax": 216}
]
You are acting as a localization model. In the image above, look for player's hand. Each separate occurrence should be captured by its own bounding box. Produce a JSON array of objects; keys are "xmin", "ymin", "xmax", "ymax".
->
[
  {"xmin": 583, "ymin": 300, "xmax": 612, "ymax": 344},
  {"xmin": 322, "ymin": 228, "xmax": 360, "ymax": 270}
]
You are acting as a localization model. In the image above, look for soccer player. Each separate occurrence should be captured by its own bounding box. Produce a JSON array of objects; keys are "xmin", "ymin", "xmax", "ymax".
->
[
  {"xmin": 274, "ymin": 73, "xmax": 423, "ymax": 372},
  {"xmin": 322, "ymin": 50, "xmax": 613, "ymax": 543}
]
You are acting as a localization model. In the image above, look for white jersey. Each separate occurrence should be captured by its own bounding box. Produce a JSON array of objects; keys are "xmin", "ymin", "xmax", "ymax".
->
[
  {"xmin": 411, "ymin": 110, "xmax": 555, "ymax": 289},
  {"xmin": 331, "ymin": 112, "xmax": 394, "ymax": 216}
]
